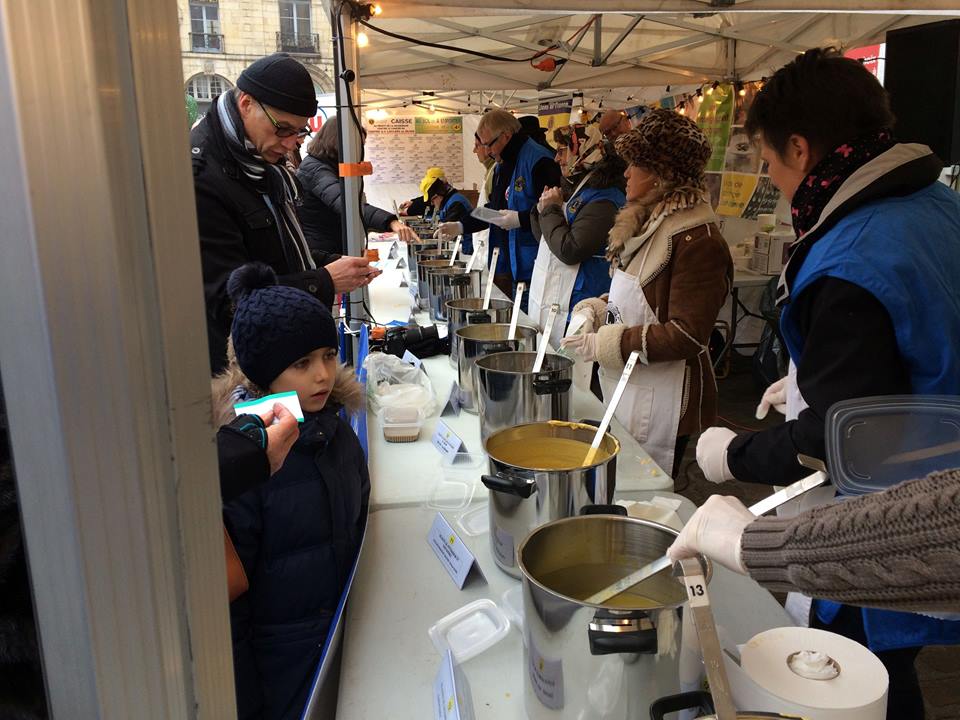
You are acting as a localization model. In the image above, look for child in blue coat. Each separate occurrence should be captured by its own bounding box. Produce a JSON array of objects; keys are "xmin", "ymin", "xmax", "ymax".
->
[{"xmin": 212, "ymin": 263, "xmax": 369, "ymax": 720}]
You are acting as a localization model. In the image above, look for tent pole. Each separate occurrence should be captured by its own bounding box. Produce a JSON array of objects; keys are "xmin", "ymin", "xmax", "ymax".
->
[{"xmin": 329, "ymin": 0, "xmax": 370, "ymax": 361}]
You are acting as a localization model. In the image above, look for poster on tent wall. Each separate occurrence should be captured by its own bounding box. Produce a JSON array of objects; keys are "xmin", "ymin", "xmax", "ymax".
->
[
  {"xmin": 364, "ymin": 115, "xmax": 464, "ymax": 185},
  {"xmin": 538, "ymin": 98, "xmax": 573, "ymax": 146},
  {"xmin": 697, "ymin": 83, "xmax": 780, "ymax": 219}
]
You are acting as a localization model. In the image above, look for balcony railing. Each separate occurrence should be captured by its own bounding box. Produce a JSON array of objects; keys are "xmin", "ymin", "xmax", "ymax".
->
[
  {"xmin": 190, "ymin": 32, "xmax": 223, "ymax": 53},
  {"xmin": 277, "ymin": 32, "xmax": 320, "ymax": 55}
]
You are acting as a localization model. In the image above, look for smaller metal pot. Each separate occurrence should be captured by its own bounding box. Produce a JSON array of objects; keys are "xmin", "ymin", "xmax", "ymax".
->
[
  {"xmin": 416, "ymin": 258, "xmax": 461, "ymax": 309},
  {"xmin": 475, "ymin": 352, "xmax": 573, "ymax": 442},
  {"xmin": 455, "ymin": 323, "xmax": 538, "ymax": 413},
  {"xmin": 425, "ymin": 267, "xmax": 482, "ymax": 322},
  {"xmin": 445, "ymin": 297, "xmax": 513, "ymax": 368},
  {"xmin": 410, "ymin": 248, "xmax": 447, "ymax": 293}
]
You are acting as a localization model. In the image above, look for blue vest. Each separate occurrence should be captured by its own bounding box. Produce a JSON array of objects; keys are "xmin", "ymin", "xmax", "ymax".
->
[
  {"xmin": 780, "ymin": 180, "xmax": 960, "ymax": 652},
  {"xmin": 506, "ymin": 138, "xmax": 557, "ymax": 283},
  {"xmin": 564, "ymin": 186, "xmax": 625, "ymax": 309},
  {"xmin": 440, "ymin": 191, "xmax": 474, "ymax": 255}
]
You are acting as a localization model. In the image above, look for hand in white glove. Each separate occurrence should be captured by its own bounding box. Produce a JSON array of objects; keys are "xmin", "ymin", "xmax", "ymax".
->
[
  {"xmin": 487, "ymin": 209, "xmax": 521, "ymax": 230},
  {"xmin": 666, "ymin": 495, "xmax": 754, "ymax": 574},
  {"xmin": 696, "ymin": 427, "xmax": 737, "ymax": 484},
  {"xmin": 755, "ymin": 376, "xmax": 788, "ymax": 419},
  {"xmin": 434, "ymin": 221, "xmax": 463, "ymax": 242},
  {"xmin": 560, "ymin": 332, "xmax": 599, "ymax": 362}
]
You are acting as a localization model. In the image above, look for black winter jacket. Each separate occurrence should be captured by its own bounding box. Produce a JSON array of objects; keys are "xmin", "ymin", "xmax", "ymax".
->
[
  {"xmin": 213, "ymin": 364, "xmax": 368, "ymax": 720},
  {"xmin": 0, "ymin": 392, "xmax": 47, "ymax": 720},
  {"xmin": 296, "ymin": 155, "xmax": 398, "ymax": 255},
  {"xmin": 191, "ymin": 107, "xmax": 339, "ymax": 376}
]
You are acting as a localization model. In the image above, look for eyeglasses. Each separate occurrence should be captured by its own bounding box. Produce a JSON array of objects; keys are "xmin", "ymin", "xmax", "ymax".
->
[
  {"xmin": 257, "ymin": 99, "xmax": 311, "ymax": 138},
  {"xmin": 474, "ymin": 131, "xmax": 503, "ymax": 150}
]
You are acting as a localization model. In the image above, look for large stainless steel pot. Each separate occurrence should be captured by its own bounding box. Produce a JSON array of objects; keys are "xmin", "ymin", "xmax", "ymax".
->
[
  {"xmin": 475, "ymin": 351, "xmax": 573, "ymax": 443},
  {"xmin": 518, "ymin": 514, "xmax": 697, "ymax": 720},
  {"xmin": 410, "ymin": 248, "xmax": 447, "ymax": 294},
  {"xmin": 416, "ymin": 258, "xmax": 462, "ymax": 309},
  {"xmin": 445, "ymin": 297, "xmax": 512, "ymax": 368},
  {"xmin": 425, "ymin": 267, "xmax": 482, "ymax": 322},
  {"xmin": 455, "ymin": 323, "xmax": 538, "ymax": 413},
  {"xmin": 482, "ymin": 421, "xmax": 619, "ymax": 577}
]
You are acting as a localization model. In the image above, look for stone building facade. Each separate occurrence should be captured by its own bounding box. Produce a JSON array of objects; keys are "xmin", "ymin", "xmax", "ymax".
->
[{"xmin": 178, "ymin": 0, "xmax": 335, "ymax": 116}]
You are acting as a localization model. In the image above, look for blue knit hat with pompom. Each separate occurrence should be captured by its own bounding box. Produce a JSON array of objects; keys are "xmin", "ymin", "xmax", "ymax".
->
[{"xmin": 228, "ymin": 263, "xmax": 338, "ymax": 388}]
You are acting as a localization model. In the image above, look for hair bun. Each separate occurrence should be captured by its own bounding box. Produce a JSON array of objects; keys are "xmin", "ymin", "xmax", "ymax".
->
[{"xmin": 227, "ymin": 262, "xmax": 278, "ymax": 303}]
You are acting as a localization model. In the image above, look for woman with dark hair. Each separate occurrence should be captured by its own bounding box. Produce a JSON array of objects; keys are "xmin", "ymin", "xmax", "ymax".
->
[
  {"xmin": 528, "ymin": 129, "xmax": 626, "ymax": 345},
  {"xmin": 560, "ymin": 109, "xmax": 733, "ymax": 479},
  {"xmin": 296, "ymin": 117, "xmax": 417, "ymax": 254},
  {"xmin": 694, "ymin": 48, "xmax": 960, "ymax": 719}
]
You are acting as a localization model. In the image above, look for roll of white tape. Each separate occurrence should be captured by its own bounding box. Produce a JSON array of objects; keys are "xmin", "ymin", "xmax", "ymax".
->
[{"xmin": 725, "ymin": 627, "xmax": 888, "ymax": 719}]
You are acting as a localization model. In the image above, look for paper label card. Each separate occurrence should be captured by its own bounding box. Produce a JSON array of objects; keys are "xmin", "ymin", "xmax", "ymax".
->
[
  {"xmin": 433, "ymin": 649, "xmax": 476, "ymax": 720},
  {"xmin": 427, "ymin": 513, "xmax": 485, "ymax": 589},
  {"xmin": 233, "ymin": 390, "xmax": 304, "ymax": 422},
  {"xmin": 401, "ymin": 350, "xmax": 423, "ymax": 369},
  {"xmin": 388, "ymin": 240, "xmax": 399, "ymax": 259},
  {"xmin": 441, "ymin": 381, "xmax": 462, "ymax": 417},
  {"xmin": 432, "ymin": 420, "xmax": 467, "ymax": 459}
]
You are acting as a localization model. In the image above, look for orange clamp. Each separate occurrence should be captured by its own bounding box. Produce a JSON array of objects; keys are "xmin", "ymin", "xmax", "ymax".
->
[{"xmin": 339, "ymin": 161, "xmax": 374, "ymax": 177}]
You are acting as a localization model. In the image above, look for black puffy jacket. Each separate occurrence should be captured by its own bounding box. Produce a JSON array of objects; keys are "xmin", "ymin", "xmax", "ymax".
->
[
  {"xmin": 213, "ymin": 364, "xmax": 368, "ymax": 720},
  {"xmin": 296, "ymin": 155, "xmax": 398, "ymax": 255}
]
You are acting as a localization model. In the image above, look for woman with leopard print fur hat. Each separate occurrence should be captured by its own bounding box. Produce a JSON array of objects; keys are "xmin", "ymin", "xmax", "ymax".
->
[{"xmin": 561, "ymin": 108, "xmax": 733, "ymax": 478}]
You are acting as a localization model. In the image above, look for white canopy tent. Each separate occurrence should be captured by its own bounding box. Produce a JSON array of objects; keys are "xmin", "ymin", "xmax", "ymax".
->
[{"xmin": 353, "ymin": 4, "xmax": 960, "ymax": 112}]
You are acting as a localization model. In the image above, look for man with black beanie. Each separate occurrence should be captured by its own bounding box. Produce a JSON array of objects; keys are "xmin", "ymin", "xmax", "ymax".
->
[{"xmin": 191, "ymin": 53, "xmax": 379, "ymax": 375}]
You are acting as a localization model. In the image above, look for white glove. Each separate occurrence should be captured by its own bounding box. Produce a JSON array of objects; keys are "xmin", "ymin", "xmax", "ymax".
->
[
  {"xmin": 433, "ymin": 221, "xmax": 462, "ymax": 241},
  {"xmin": 560, "ymin": 332, "xmax": 599, "ymax": 362},
  {"xmin": 487, "ymin": 209, "xmax": 521, "ymax": 230},
  {"xmin": 696, "ymin": 427, "xmax": 737, "ymax": 484},
  {"xmin": 666, "ymin": 495, "xmax": 753, "ymax": 574},
  {"xmin": 755, "ymin": 376, "xmax": 788, "ymax": 419}
]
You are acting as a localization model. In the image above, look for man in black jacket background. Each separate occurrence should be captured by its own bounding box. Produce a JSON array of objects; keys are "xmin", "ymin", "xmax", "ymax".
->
[{"xmin": 191, "ymin": 53, "xmax": 378, "ymax": 375}]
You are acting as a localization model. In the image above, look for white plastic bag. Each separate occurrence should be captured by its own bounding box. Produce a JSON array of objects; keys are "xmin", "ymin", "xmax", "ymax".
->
[{"xmin": 363, "ymin": 351, "xmax": 438, "ymax": 416}]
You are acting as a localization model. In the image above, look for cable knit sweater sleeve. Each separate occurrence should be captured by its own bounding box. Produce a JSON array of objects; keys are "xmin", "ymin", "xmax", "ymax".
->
[{"xmin": 741, "ymin": 469, "xmax": 960, "ymax": 613}]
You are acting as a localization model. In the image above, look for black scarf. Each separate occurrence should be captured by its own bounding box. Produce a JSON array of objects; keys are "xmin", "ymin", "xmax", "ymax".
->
[
  {"xmin": 790, "ymin": 129, "xmax": 895, "ymax": 238},
  {"xmin": 215, "ymin": 91, "xmax": 314, "ymax": 271}
]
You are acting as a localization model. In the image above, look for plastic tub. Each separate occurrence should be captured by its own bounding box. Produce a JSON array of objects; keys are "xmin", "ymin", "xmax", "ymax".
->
[
  {"xmin": 380, "ymin": 406, "xmax": 423, "ymax": 443},
  {"xmin": 428, "ymin": 599, "xmax": 510, "ymax": 663}
]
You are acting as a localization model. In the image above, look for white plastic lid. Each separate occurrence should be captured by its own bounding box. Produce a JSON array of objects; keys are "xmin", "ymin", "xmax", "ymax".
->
[
  {"xmin": 428, "ymin": 599, "xmax": 510, "ymax": 664},
  {"xmin": 826, "ymin": 395, "xmax": 960, "ymax": 496},
  {"xmin": 456, "ymin": 503, "xmax": 489, "ymax": 537},
  {"xmin": 425, "ymin": 477, "xmax": 475, "ymax": 512}
]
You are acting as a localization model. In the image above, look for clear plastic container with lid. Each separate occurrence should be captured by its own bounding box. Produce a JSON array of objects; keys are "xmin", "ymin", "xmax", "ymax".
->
[{"xmin": 825, "ymin": 395, "xmax": 960, "ymax": 495}]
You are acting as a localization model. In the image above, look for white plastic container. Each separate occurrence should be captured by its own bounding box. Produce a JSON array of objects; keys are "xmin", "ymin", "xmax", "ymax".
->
[
  {"xmin": 379, "ymin": 405, "xmax": 423, "ymax": 443},
  {"xmin": 428, "ymin": 599, "xmax": 510, "ymax": 664},
  {"xmin": 456, "ymin": 503, "xmax": 489, "ymax": 537}
]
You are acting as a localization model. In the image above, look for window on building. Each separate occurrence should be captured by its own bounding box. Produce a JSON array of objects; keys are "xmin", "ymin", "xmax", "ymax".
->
[
  {"xmin": 190, "ymin": 0, "xmax": 222, "ymax": 52},
  {"xmin": 279, "ymin": 0, "xmax": 315, "ymax": 53},
  {"xmin": 185, "ymin": 74, "xmax": 231, "ymax": 118}
]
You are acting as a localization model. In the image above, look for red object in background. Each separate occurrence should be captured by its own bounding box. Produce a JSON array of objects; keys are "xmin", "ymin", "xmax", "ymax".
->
[
  {"xmin": 308, "ymin": 115, "xmax": 324, "ymax": 133},
  {"xmin": 845, "ymin": 45, "xmax": 883, "ymax": 78}
]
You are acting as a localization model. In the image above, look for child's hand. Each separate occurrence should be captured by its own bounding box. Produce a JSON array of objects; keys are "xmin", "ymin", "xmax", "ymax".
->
[{"xmin": 261, "ymin": 403, "xmax": 300, "ymax": 475}]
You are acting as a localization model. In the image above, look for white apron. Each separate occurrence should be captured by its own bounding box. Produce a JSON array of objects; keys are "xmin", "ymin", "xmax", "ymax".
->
[
  {"xmin": 528, "ymin": 173, "xmax": 594, "ymax": 348},
  {"xmin": 598, "ymin": 241, "xmax": 686, "ymax": 476}
]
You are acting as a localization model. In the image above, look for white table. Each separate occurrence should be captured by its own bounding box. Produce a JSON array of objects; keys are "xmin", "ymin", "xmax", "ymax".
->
[
  {"xmin": 363, "ymin": 239, "xmax": 671, "ymax": 510},
  {"xmin": 336, "ymin": 495, "xmax": 792, "ymax": 719}
]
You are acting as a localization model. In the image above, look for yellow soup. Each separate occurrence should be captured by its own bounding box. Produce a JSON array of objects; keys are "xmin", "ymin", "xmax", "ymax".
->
[{"xmin": 491, "ymin": 437, "xmax": 611, "ymax": 469}]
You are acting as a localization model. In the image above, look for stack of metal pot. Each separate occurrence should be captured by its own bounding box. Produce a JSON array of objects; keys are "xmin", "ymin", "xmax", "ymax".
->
[
  {"xmin": 454, "ymin": 323, "xmax": 538, "ymax": 413},
  {"xmin": 445, "ymin": 297, "xmax": 513, "ymax": 368},
  {"xmin": 425, "ymin": 266, "xmax": 482, "ymax": 322}
]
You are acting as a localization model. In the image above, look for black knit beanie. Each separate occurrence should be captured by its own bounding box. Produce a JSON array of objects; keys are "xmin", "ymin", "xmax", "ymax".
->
[
  {"xmin": 228, "ymin": 263, "xmax": 338, "ymax": 389},
  {"xmin": 236, "ymin": 53, "xmax": 318, "ymax": 118}
]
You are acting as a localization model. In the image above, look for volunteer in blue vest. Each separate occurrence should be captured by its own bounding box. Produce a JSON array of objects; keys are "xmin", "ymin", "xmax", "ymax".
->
[
  {"xmin": 436, "ymin": 110, "xmax": 562, "ymax": 304},
  {"xmin": 424, "ymin": 175, "xmax": 475, "ymax": 255},
  {"xmin": 695, "ymin": 48, "xmax": 960, "ymax": 719},
  {"xmin": 528, "ymin": 129, "xmax": 626, "ymax": 347}
]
